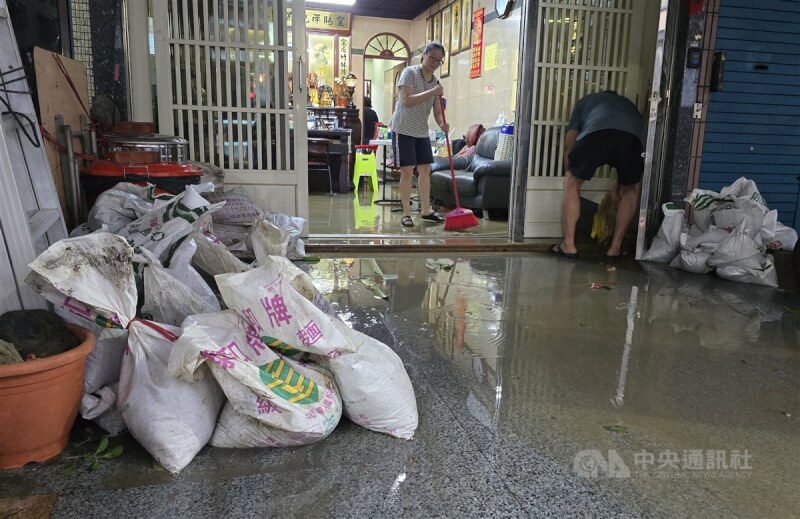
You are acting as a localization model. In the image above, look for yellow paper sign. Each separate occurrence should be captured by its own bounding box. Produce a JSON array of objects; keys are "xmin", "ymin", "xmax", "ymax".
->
[{"xmin": 484, "ymin": 43, "xmax": 498, "ymax": 71}]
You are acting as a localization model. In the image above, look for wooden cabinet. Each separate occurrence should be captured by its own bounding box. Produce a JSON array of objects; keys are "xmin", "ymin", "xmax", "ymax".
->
[
  {"xmin": 307, "ymin": 108, "xmax": 361, "ymax": 189},
  {"xmin": 308, "ymin": 107, "xmax": 362, "ymax": 145}
]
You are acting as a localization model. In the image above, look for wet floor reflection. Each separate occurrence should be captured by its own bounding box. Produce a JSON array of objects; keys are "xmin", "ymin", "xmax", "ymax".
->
[{"xmin": 310, "ymin": 254, "xmax": 800, "ymax": 517}]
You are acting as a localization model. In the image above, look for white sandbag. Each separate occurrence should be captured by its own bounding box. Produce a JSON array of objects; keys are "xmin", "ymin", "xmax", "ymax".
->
[
  {"xmin": 642, "ymin": 203, "xmax": 686, "ymax": 263},
  {"xmin": 164, "ymin": 238, "xmax": 220, "ymax": 310},
  {"xmin": 88, "ymin": 184, "xmax": 157, "ymax": 233},
  {"xmin": 686, "ymin": 188, "xmax": 728, "ymax": 232},
  {"xmin": 26, "ymin": 233, "xmax": 137, "ymax": 328},
  {"xmin": 685, "ymin": 226, "xmax": 730, "ymax": 250},
  {"xmin": 141, "ymin": 261, "xmax": 220, "ymax": 326},
  {"xmin": 262, "ymin": 212, "xmax": 307, "ymax": 260},
  {"xmin": 708, "ymin": 198, "xmax": 763, "ymax": 238},
  {"xmin": 719, "ymin": 177, "xmax": 769, "ymax": 215},
  {"xmin": 118, "ymin": 183, "xmax": 222, "ymax": 264},
  {"xmin": 69, "ymin": 223, "xmax": 103, "ymax": 237},
  {"xmin": 717, "ymin": 255, "xmax": 778, "ymax": 288},
  {"xmin": 761, "ymin": 215, "xmax": 797, "ymax": 252},
  {"xmin": 80, "ymin": 384, "xmax": 127, "ymax": 435},
  {"xmin": 170, "ymin": 311, "xmax": 341, "ymax": 448},
  {"xmin": 207, "ymin": 222, "xmax": 250, "ymax": 250},
  {"xmin": 53, "ymin": 300, "xmax": 128, "ymax": 394},
  {"xmin": 251, "ymin": 219, "xmax": 290, "ymax": 258},
  {"xmin": 671, "ymin": 249, "xmax": 713, "ymax": 274},
  {"xmin": 202, "ymin": 188, "xmax": 263, "ymax": 225},
  {"xmin": 190, "ymin": 161, "xmax": 225, "ymax": 188},
  {"xmin": 708, "ymin": 225, "xmax": 765, "ymax": 270},
  {"xmin": 118, "ymin": 321, "xmax": 224, "ymax": 473},
  {"xmin": 193, "ymin": 229, "xmax": 252, "ymax": 276},
  {"xmin": 216, "ymin": 257, "xmax": 418, "ymax": 439}
]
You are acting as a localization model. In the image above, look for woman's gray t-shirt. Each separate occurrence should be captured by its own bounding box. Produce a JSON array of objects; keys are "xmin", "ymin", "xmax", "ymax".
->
[{"xmin": 390, "ymin": 65, "xmax": 438, "ymax": 138}]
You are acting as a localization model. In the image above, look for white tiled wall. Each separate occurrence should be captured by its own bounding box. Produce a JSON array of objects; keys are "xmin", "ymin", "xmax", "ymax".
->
[
  {"xmin": 70, "ymin": 0, "xmax": 94, "ymax": 98},
  {"xmin": 416, "ymin": 0, "xmax": 520, "ymax": 139}
]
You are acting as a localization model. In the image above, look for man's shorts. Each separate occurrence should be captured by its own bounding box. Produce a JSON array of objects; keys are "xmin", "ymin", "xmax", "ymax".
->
[
  {"xmin": 392, "ymin": 133, "xmax": 434, "ymax": 167},
  {"xmin": 567, "ymin": 129, "xmax": 644, "ymax": 185}
]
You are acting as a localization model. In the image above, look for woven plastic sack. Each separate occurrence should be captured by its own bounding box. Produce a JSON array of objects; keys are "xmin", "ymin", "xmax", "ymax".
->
[
  {"xmin": 216, "ymin": 257, "xmax": 418, "ymax": 439},
  {"xmin": 170, "ymin": 311, "xmax": 341, "ymax": 448},
  {"xmin": 119, "ymin": 321, "xmax": 224, "ymax": 472}
]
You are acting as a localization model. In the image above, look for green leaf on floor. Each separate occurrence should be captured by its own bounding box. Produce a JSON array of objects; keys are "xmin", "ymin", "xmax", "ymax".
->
[
  {"xmin": 95, "ymin": 437, "xmax": 109, "ymax": 455},
  {"xmin": 299, "ymin": 256, "xmax": 321, "ymax": 263},
  {"xmin": 102, "ymin": 445, "xmax": 124, "ymax": 459},
  {"xmin": 603, "ymin": 425, "xmax": 628, "ymax": 433},
  {"xmin": 783, "ymin": 305, "xmax": 800, "ymax": 313}
]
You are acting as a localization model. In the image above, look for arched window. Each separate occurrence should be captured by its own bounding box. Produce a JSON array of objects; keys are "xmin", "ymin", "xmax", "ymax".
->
[{"xmin": 363, "ymin": 33, "xmax": 410, "ymax": 60}]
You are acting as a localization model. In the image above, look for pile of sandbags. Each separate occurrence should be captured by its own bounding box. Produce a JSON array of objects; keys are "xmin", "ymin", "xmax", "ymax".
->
[
  {"xmin": 50, "ymin": 183, "xmax": 315, "ymax": 437},
  {"xmin": 25, "ymin": 228, "xmax": 418, "ymax": 473},
  {"xmin": 642, "ymin": 178, "xmax": 797, "ymax": 287}
]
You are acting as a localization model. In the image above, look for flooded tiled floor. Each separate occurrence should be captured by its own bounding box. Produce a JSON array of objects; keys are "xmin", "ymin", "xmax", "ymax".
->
[{"xmin": 1, "ymin": 254, "xmax": 798, "ymax": 518}]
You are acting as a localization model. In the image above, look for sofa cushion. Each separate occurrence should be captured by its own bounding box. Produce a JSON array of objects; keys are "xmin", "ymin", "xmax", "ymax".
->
[
  {"xmin": 453, "ymin": 171, "xmax": 479, "ymax": 197},
  {"xmin": 430, "ymin": 170, "xmax": 479, "ymax": 197}
]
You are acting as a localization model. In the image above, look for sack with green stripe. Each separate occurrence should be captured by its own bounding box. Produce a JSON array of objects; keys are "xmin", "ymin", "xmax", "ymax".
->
[
  {"xmin": 118, "ymin": 182, "xmax": 224, "ymax": 265},
  {"xmin": 171, "ymin": 310, "xmax": 341, "ymax": 448},
  {"xmin": 216, "ymin": 256, "xmax": 418, "ymax": 440}
]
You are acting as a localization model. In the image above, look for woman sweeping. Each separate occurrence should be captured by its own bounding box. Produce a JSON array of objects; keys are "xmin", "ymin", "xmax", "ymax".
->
[{"xmin": 390, "ymin": 42, "xmax": 450, "ymax": 227}]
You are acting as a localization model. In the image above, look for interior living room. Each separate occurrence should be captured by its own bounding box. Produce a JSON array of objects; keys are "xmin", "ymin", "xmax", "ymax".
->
[{"xmin": 302, "ymin": 0, "xmax": 523, "ymax": 242}]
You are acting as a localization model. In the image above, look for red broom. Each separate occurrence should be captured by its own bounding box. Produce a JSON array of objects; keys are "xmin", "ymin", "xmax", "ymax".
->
[{"xmin": 440, "ymin": 97, "xmax": 480, "ymax": 231}]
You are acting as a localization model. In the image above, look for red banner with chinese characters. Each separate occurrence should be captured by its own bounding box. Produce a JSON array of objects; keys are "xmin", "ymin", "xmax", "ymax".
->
[{"xmin": 469, "ymin": 8, "xmax": 485, "ymax": 78}]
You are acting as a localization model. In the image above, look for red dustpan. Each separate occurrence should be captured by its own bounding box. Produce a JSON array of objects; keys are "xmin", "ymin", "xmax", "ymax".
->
[{"xmin": 439, "ymin": 97, "xmax": 480, "ymax": 231}]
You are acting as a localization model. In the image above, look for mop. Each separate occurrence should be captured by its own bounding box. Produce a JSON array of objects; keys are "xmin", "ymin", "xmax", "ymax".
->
[{"xmin": 440, "ymin": 97, "xmax": 480, "ymax": 231}]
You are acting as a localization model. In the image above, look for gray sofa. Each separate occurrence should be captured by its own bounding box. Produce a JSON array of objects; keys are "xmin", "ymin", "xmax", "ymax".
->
[{"xmin": 429, "ymin": 126, "xmax": 511, "ymax": 220}]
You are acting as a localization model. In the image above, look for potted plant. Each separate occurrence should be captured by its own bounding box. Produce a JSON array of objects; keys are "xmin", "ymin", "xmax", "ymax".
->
[{"xmin": 0, "ymin": 323, "xmax": 96, "ymax": 469}]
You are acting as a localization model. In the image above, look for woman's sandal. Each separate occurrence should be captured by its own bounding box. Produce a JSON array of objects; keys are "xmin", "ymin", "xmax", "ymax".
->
[
  {"xmin": 421, "ymin": 211, "xmax": 444, "ymax": 223},
  {"xmin": 401, "ymin": 215, "xmax": 414, "ymax": 227}
]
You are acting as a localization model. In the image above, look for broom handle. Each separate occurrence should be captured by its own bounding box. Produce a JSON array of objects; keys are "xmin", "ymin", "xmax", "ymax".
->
[{"xmin": 439, "ymin": 96, "xmax": 462, "ymax": 209}]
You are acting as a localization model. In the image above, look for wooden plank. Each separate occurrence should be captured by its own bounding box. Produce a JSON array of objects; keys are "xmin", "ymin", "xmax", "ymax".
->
[{"xmin": 33, "ymin": 47, "xmax": 89, "ymax": 229}]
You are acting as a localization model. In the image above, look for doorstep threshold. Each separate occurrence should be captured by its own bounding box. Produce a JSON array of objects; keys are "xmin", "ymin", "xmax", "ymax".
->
[{"xmin": 306, "ymin": 234, "xmax": 555, "ymax": 254}]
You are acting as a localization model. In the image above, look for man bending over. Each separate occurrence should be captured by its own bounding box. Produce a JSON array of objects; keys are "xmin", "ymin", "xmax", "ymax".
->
[{"xmin": 554, "ymin": 91, "xmax": 644, "ymax": 259}]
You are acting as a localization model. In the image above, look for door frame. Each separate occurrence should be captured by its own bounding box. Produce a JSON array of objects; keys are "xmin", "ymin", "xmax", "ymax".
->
[{"xmin": 151, "ymin": 0, "xmax": 309, "ymax": 225}]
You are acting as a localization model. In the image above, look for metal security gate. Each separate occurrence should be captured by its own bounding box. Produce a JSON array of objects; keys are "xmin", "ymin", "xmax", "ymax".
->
[
  {"xmin": 522, "ymin": 0, "xmax": 656, "ymax": 237},
  {"xmin": 697, "ymin": 0, "xmax": 800, "ymax": 229},
  {"xmin": 153, "ymin": 0, "xmax": 307, "ymax": 219}
]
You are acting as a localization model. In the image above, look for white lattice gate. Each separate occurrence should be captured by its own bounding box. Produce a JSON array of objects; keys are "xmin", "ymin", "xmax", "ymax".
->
[
  {"xmin": 153, "ymin": 0, "xmax": 307, "ymax": 219},
  {"xmin": 523, "ymin": 0, "xmax": 658, "ymax": 237}
]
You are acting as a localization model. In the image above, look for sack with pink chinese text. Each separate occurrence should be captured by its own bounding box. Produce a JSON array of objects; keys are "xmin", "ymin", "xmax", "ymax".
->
[
  {"xmin": 118, "ymin": 320, "xmax": 224, "ymax": 472},
  {"xmin": 215, "ymin": 256, "xmax": 418, "ymax": 439},
  {"xmin": 170, "ymin": 310, "xmax": 341, "ymax": 448}
]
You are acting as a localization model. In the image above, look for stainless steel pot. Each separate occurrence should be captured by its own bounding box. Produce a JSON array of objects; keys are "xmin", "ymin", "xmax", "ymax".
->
[{"xmin": 102, "ymin": 134, "xmax": 189, "ymax": 164}]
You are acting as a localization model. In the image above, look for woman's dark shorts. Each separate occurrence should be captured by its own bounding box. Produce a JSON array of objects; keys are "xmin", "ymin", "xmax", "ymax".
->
[
  {"xmin": 392, "ymin": 133, "xmax": 434, "ymax": 167},
  {"xmin": 568, "ymin": 129, "xmax": 644, "ymax": 185}
]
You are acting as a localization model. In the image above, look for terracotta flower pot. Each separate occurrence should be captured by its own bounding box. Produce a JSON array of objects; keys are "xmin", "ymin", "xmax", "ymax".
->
[{"xmin": 0, "ymin": 324, "xmax": 96, "ymax": 469}]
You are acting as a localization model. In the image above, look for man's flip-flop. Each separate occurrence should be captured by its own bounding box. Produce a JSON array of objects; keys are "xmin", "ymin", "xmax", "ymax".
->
[{"xmin": 552, "ymin": 244, "xmax": 577, "ymax": 258}]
